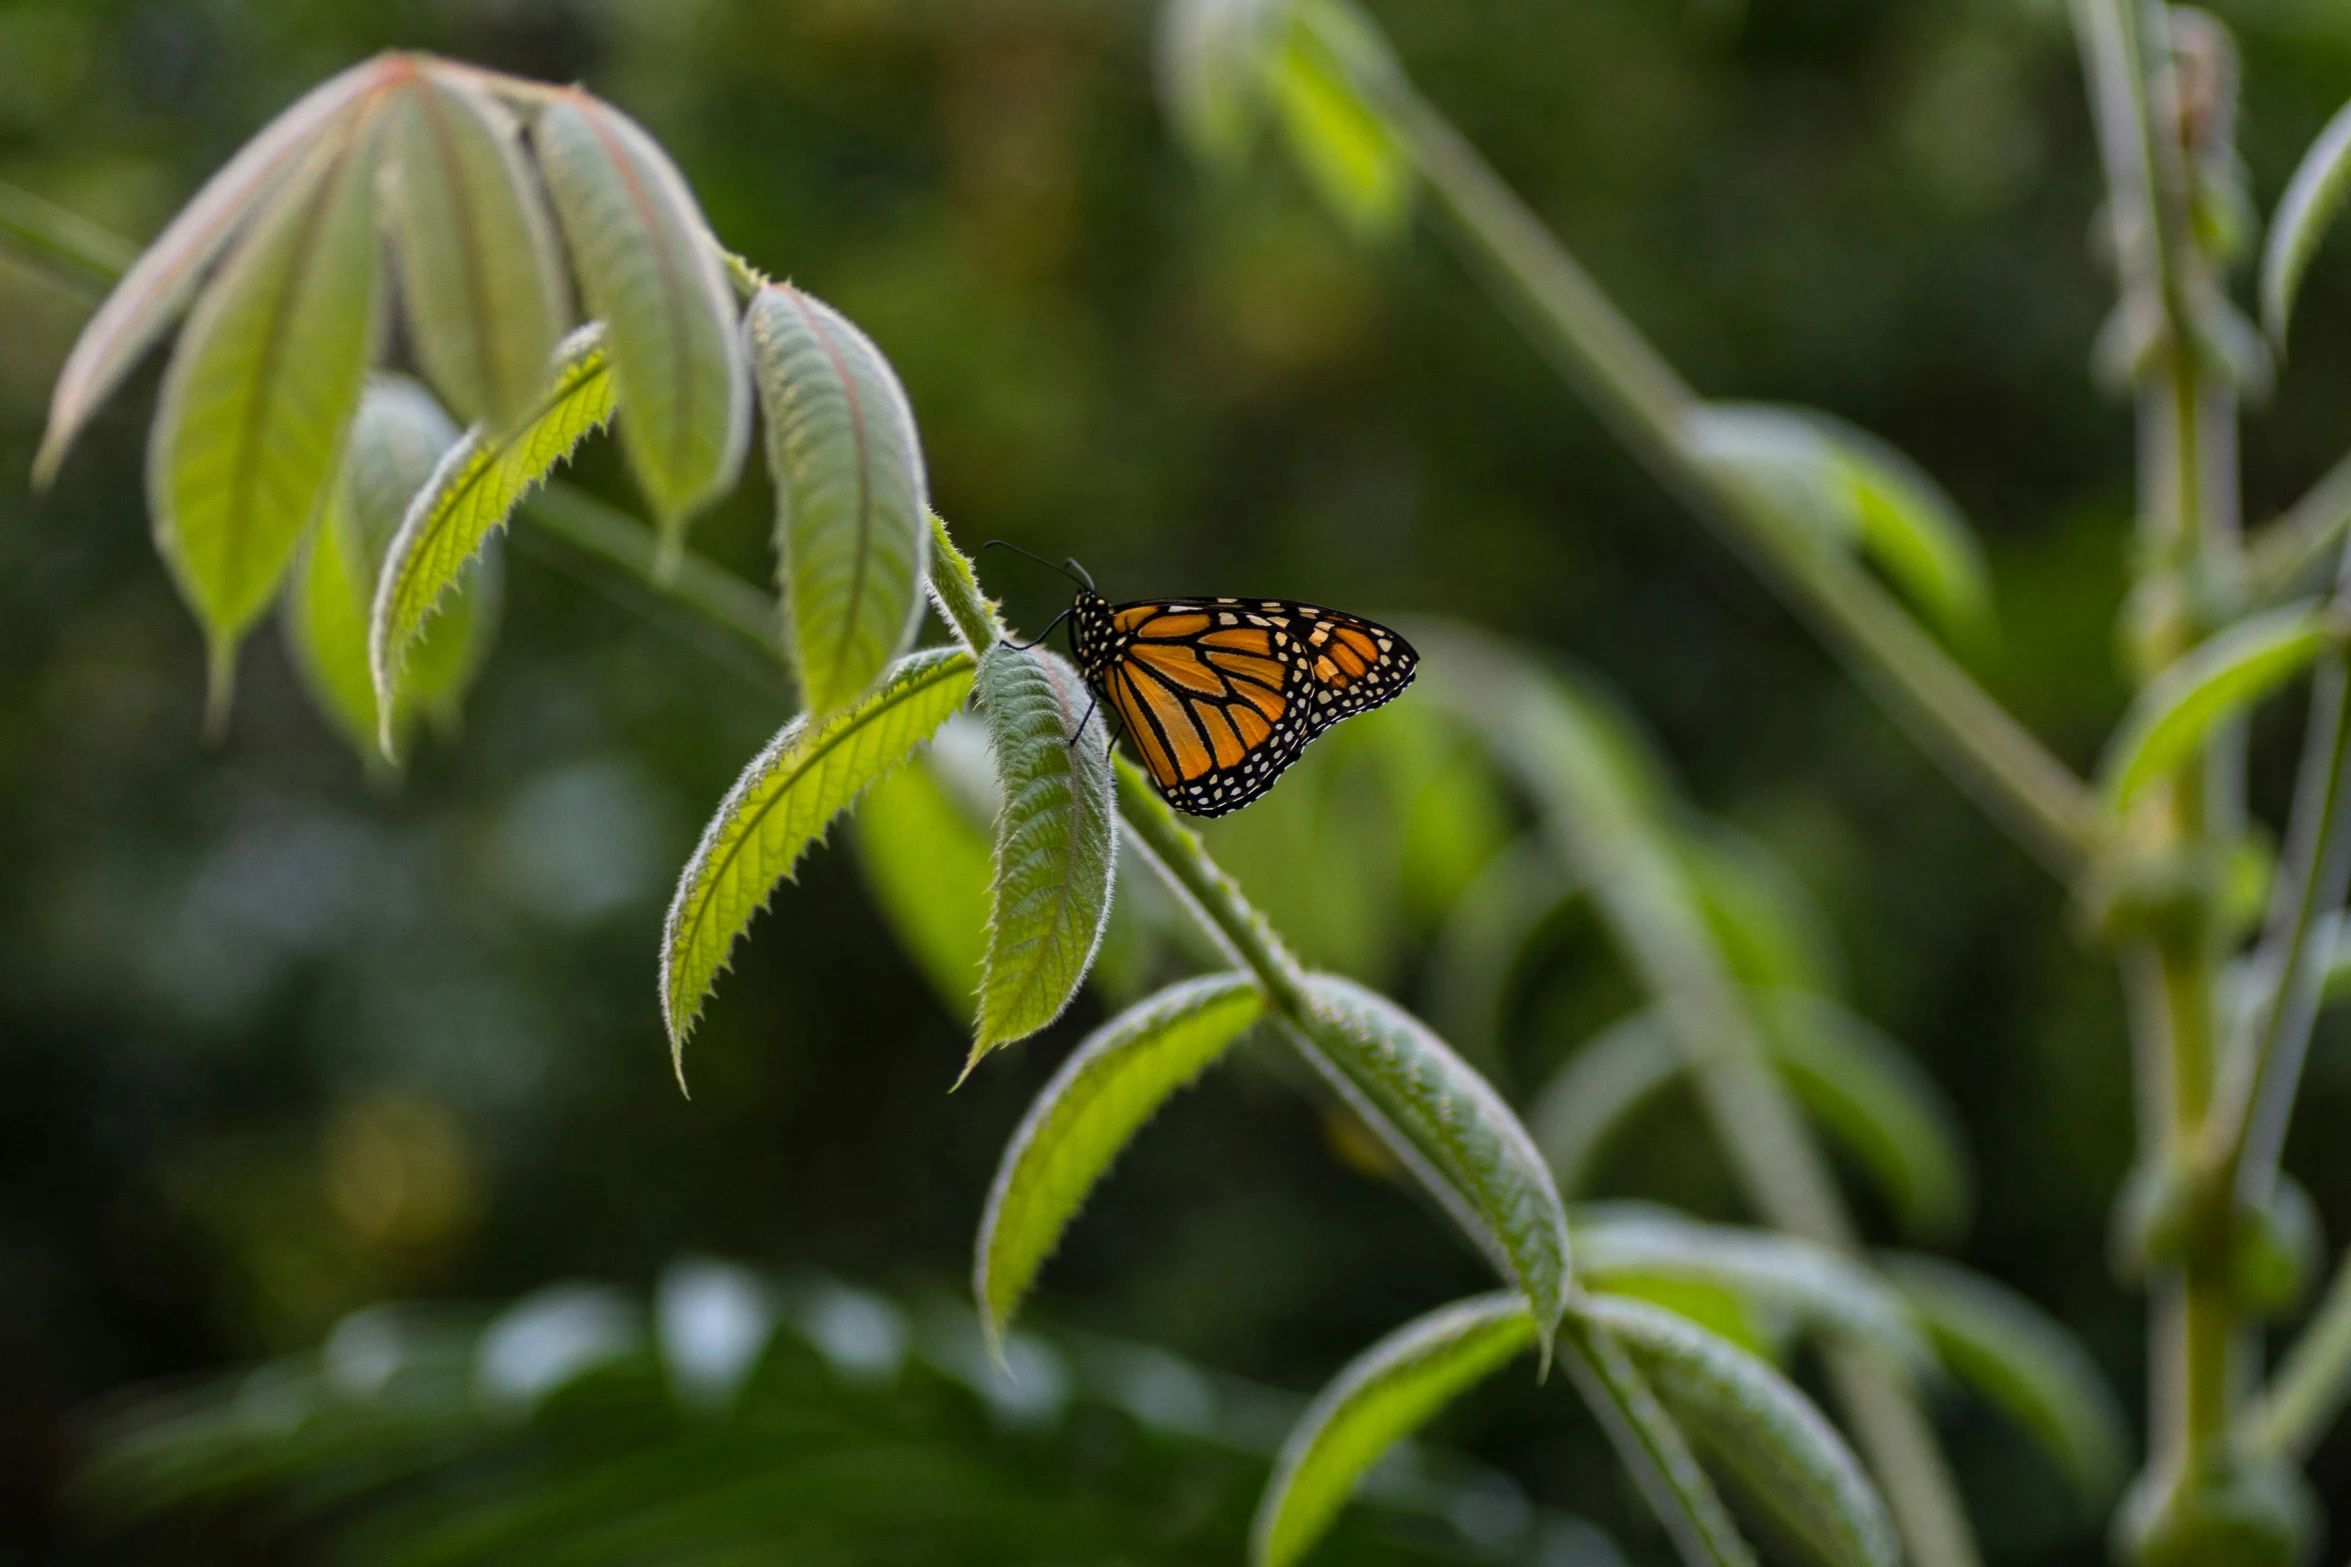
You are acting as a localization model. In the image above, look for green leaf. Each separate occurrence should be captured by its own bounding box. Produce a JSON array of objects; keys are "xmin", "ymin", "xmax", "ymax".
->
[
  {"xmin": 852, "ymin": 750, "xmax": 993, "ymax": 1023},
  {"xmin": 382, "ymin": 64, "xmax": 568, "ymax": 432},
  {"xmin": 1291, "ymin": 973, "xmax": 1570, "ymax": 1344},
  {"xmin": 1528, "ymin": 1011, "xmax": 1684, "ymax": 1197},
  {"xmin": 535, "ymin": 91, "xmax": 748, "ymax": 548},
  {"xmin": 285, "ymin": 376, "xmax": 496, "ymax": 764},
  {"xmin": 1576, "ymin": 1206, "xmax": 1930, "ymax": 1372},
  {"xmin": 661, "ymin": 647, "xmax": 977, "ymax": 1083},
  {"xmin": 147, "ymin": 101, "xmax": 386, "ymax": 723},
  {"xmin": 1881, "ymin": 1252, "xmax": 2128, "ymax": 1508},
  {"xmin": 1252, "ymin": 1293, "xmax": 1536, "ymax": 1567},
  {"xmin": 35, "ymin": 54, "xmax": 399, "ymax": 487},
  {"xmin": 370, "ymin": 324, "xmax": 615, "ymax": 746},
  {"xmin": 1688, "ymin": 403, "xmax": 1990, "ymax": 643},
  {"xmin": 1678, "ymin": 824, "xmax": 1845, "ymax": 998},
  {"xmin": 976, "ymin": 974, "xmax": 1263, "ymax": 1344},
  {"xmin": 1579, "ymin": 1294, "xmax": 1899, "ymax": 1567},
  {"xmin": 1155, "ymin": 0, "xmax": 1285, "ymax": 169},
  {"xmin": 1269, "ymin": 0, "xmax": 1412, "ymax": 243},
  {"xmin": 968, "ymin": 647, "xmax": 1119, "ymax": 1071},
  {"xmin": 745, "ymin": 284, "xmax": 930, "ymax": 718},
  {"xmin": 1761, "ymin": 990, "xmax": 1973, "ymax": 1244},
  {"xmin": 2100, "ymin": 601, "xmax": 2340, "ymax": 815},
  {"xmin": 2262, "ymin": 98, "xmax": 2351, "ymax": 349},
  {"xmin": 1425, "ymin": 836, "xmax": 1575, "ymax": 1076}
]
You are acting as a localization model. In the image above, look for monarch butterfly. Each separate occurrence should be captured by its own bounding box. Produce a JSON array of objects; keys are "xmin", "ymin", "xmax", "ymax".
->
[{"xmin": 987, "ymin": 545, "xmax": 1418, "ymax": 817}]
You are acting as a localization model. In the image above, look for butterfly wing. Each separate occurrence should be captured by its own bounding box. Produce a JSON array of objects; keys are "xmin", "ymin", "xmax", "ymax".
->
[{"xmin": 1094, "ymin": 597, "xmax": 1417, "ymax": 817}]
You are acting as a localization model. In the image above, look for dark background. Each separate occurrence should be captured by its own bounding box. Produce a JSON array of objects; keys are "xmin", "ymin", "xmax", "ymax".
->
[{"xmin": 5, "ymin": 0, "xmax": 2351, "ymax": 1559}]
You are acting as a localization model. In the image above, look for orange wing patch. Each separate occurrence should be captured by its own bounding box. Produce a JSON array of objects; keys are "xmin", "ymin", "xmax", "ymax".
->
[
  {"xmin": 1135, "ymin": 612, "xmax": 1212, "ymax": 639},
  {"xmin": 1192, "ymin": 699, "xmax": 1246, "ymax": 768},
  {"xmin": 1201, "ymin": 627, "xmax": 1272, "ymax": 653},
  {"xmin": 1129, "ymin": 640, "xmax": 1226, "ymax": 695}
]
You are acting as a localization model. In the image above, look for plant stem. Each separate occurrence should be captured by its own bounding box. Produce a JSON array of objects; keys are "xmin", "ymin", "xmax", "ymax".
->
[
  {"xmin": 526, "ymin": 483, "xmax": 783, "ymax": 657},
  {"xmin": 1334, "ymin": 34, "xmax": 2095, "ymax": 877},
  {"xmin": 2248, "ymin": 1246, "xmax": 2351, "ymax": 1460}
]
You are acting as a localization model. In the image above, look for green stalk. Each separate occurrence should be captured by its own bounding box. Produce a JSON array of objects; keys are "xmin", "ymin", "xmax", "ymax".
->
[{"xmin": 2248, "ymin": 1247, "xmax": 2351, "ymax": 1460}]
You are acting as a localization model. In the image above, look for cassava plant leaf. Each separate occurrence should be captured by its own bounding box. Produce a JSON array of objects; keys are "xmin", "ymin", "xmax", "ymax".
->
[
  {"xmin": 745, "ymin": 284, "xmax": 930, "ymax": 718},
  {"xmin": 2262, "ymin": 97, "xmax": 2351, "ymax": 349},
  {"xmin": 976, "ymin": 974, "xmax": 1263, "ymax": 1344},
  {"xmin": 1291, "ymin": 973, "xmax": 1570, "ymax": 1346},
  {"xmin": 1882, "ymin": 1252, "xmax": 2128, "ymax": 1508},
  {"xmin": 148, "ymin": 102, "xmax": 386, "ymax": 721},
  {"xmin": 535, "ymin": 90, "xmax": 748, "ymax": 549},
  {"xmin": 370, "ymin": 324, "xmax": 614, "ymax": 744},
  {"xmin": 852, "ymin": 751, "xmax": 994, "ymax": 1023},
  {"xmin": 969, "ymin": 646, "xmax": 1118, "ymax": 1071},
  {"xmin": 35, "ymin": 54, "xmax": 400, "ymax": 486},
  {"xmin": 2100, "ymin": 601, "xmax": 2340, "ymax": 815},
  {"xmin": 382, "ymin": 63, "xmax": 567, "ymax": 431},
  {"xmin": 1579, "ymin": 1294, "xmax": 1899, "ymax": 1567},
  {"xmin": 1252, "ymin": 1293, "xmax": 1537, "ymax": 1567},
  {"xmin": 661, "ymin": 647, "xmax": 978, "ymax": 1083}
]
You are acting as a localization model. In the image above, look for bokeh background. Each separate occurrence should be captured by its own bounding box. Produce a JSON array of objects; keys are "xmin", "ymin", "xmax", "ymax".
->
[{"xmin": 7, "ymin": 0, "xmax": 2351, "ymax": 1560}]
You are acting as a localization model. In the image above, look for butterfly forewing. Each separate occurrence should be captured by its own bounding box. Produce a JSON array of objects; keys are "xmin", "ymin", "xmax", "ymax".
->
[{"xmin": 1069, "ymin": 593, "xmax": 1417, "ymax": 817}]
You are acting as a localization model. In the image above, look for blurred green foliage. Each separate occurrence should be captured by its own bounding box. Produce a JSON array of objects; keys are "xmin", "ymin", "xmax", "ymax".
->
[{"xmin": 8, "ymin": 0, "xmax": 2351, "ymax": 1561}]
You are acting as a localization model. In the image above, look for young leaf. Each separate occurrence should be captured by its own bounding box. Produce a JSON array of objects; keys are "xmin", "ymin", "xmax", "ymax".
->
[
  {"xmin": 1575, "ymin": 1207, "xmax": 1930, "ymax": 1372},
  {"xmin": 853, "ymin": 753, "xmax": 994, "ymax": 1022},
  {"xmin": 2262, "ymin": 98, "xmax": 2351, "ymax": 349},
  {"xmin": 1881, "ymin": 1252, "xmax": 2128, "ymax": 1508},
  {"xmin": 1156, "ymin": 0, "xmax": 1284, "ymax": 169},
  {"xmin": 976, "ymin": 974, "xmax": 1263, "ymax": 1343},
  {"xmin": 285, "ymin": 376, "xmax": 495, "ymax": 764},
  {"xmin": 745, "ymin": 284, "xmax": 930, "ymax": 718},
  {"xmin": 1762, "ymin": 990, "xmax": 1973, "ymax": 1243},
  {"xmin": 35, "ymin": 54, "xmax": 399, "ymax": 486},
  {"xmin": 1528, "ymin": 1011, "xmax": 1684, "ymax": 1197},
  {"xmin": 383, "ymin": 64, "xmax": 568, "ymax": 432},
  {"xmin": 1252, "ymin": 1293, "xmax": 1537, "ymax": 1567},
  {"xmin": 370, "ymin": 324, "xmax": 614, "ymax": 739},
  {"xmin": 1579, "ymin": 1294, "xmax": 1900, "ymax": 1567},
  {"xmin": 1270, "ymin": 0, "xmax": 1412, "ymax": 242},
  {"xmin": 148, "ymin": 104, "xmax": 385, "ymax": 720},
  {"xmin": 661, "ymin": 646, "xmax": 977, "ymax": 1082},
  {"xmin": 534, "ymin": 91, "xmax": 748, "ymax": 548},
  {"xmin": 1292, "ymin": 973, "xmax": 1570, "ymax": 1343},
  {"xmin": 2100, "ymin": 601, "xmax": 2340, "ymax": 815},
  {"xmin": 968, "ymin": 646, "xmax": 1118, "ymax": 1072}
]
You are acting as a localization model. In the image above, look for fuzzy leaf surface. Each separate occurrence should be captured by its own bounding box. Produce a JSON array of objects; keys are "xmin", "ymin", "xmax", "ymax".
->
[
  {"xmin": 661, "ymin": 647, "xmax": 977, "ymax": 1080},
  {"xmin": 1581, "ymin": 1294, "xmax": 1898, "ymax": 1567},
  {"xmin": 1558, "ymin": 1315, "xmax": 1758, "ymax": 1567},
  {"xmin": 1292, "ymin": 973, "xmax": 1569, "ymax": 1342},
  {"xmin": 747, "ymin": 285, "xmax": 929, "ymax": 717},
  {"xmin": 36, "ymin": 54, "xmax": 397, "ymax": 485},
  {"xmin": 1882, "ymin": 1252, "xmax": 2127, "ymax": 1507},
  {"xmin": 148, "ymin": 107, "xmax": 384, "ymax": 707},
  {"xmin": 2101, "ymin": 601, "xmax": 2338, "ymax": 815},
  {"xmin": 2263, "ymin": 98, "xmax": 2351, "ymax": 347},
  {"xmin": 383, "ymin": 65, "xmax": 567, "ymax": 431},
  {"xmin": 370, "ymin": 324, "xmax": 613, "ymax": 740},
  {"xmin": 536, "ymin": 91, "xmax": 747, "ymax": 544},
  {"xmin": 1253, "ymin": 1293, "xmax": 1536, "ymax": 1567},
  {"xmin": 976, "ymin": 974, "xmax": 1262, "ymax": 1342},
  {"xmin": 970, "ymin": 646, "xmax": 1117, "ymax": 1069}
]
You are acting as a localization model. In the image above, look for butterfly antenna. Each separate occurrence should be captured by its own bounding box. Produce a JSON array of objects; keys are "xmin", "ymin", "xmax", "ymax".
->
[
  {"xmin": 980, "ymin": 540, "xmax": 1092, "ymax": 591},
  {"xmin": 1062, "ymin": 557, "xmax": 1095, "ymax": 591},
  {"xmin": 1005, "ymin": 606, "xmax": 1075, "ymax": 652}
]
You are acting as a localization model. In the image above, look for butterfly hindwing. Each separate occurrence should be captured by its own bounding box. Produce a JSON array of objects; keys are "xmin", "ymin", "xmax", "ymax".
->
[{"xmin": 1070, "ymin": 593, "xmax": 1417, "ymax": 817}]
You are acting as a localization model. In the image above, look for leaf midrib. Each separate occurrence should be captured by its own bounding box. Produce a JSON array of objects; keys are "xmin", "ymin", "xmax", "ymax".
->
[{"xmin": 572, "ymin": 97, "xmax": 701, "ymax": 485}]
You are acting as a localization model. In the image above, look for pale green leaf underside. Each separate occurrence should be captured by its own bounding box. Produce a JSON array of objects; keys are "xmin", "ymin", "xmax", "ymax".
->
[
  {"xmin": 1292, "ymin": 973, "xmax": 1570, "ymax": 1342},
  {"xmin": 384, "ymin": 67, "xmax": 567, "ymax": 432},
  {"xmin": 2100, "ymin": 600, "xmax": 2338, "ymax": 814},
  {"xmin": 747, "ymin": 284, "xmax": 930, "ymax": 718},
  {"xmin": 1575, "ymin": 1206, "xmax": 1929, "ymax": 1372},
  {"xmin": 370, "ymin": 324, "xmax": 615, "ymax": 744},
  {"xmin": 536, "ymin": 92, "xmax": 747, "ymax": 541},
  {"xmin": 661, "ymin": 645, "xmax": 978, "ymax": 1080},
  {"xmin": 1559, "ymin": 1315, "xmax": 1757, "ymax": 1567},
  {"xmin": 1581, "ymin": 1294, "xmax": 1899, "ymax": 1567},
  {"xmin": 1882, "ymin": 1252, "xmax": 2128, "ymax": 1506},
  {"xmin": 2263, "ymin": 97, "xmax": 2351, "ymax": 348},
  {"xmin": 148, "ymin": 106, "xmax": 383, "ymax": 700},
  {"xmin": 37, "ymin": 54, "xmax": 398, "ymax": 486},
  {"xmin": 971, "ymin": 646, "xmax": 1118, "ymax": 1067},
  {"xmin": 976, "ymin": 974, "xmax": 1262, "ymax": 1342},
  {"xmin": 852, "ymin": 756, "xmax": 994, "ymax": 1024},
  {"xmin": 1253, "ymin": 1293, "xmax": 1536, "ymax": 1567}
]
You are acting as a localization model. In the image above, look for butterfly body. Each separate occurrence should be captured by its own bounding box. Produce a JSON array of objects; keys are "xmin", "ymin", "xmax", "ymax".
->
[{"xmin": 1067, "ymin": 588, "xmax": 1417, "ymax": 817}]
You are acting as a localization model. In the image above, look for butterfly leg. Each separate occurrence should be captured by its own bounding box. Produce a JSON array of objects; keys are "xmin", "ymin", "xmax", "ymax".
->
[{"xmin": 1066, "ymin": 690, "xmax": 1100, "ymax": 749}]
